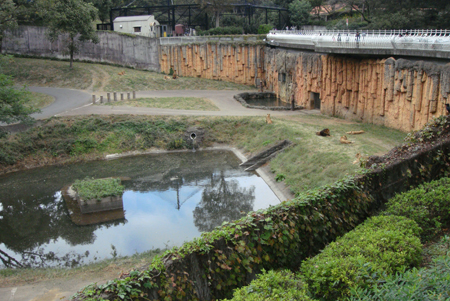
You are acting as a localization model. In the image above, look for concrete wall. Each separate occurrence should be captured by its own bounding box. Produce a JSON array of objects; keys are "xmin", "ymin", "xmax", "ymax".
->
[
  {"xmin": 264, "ymin": 49, "xmax": 450, "ymax": 132},
  {"xmin": 2, "ymin": 26, "xmax": 160, "ymax": 71},
  {"xmin": 159, "ymin": 44, "xmax": 265, "ymax": 86}
]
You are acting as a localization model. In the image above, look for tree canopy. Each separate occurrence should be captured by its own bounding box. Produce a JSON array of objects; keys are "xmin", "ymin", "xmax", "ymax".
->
[
  {"xmin": 44, "ymin": 0, "xmax": 99, "ymax": 68},
  {"xmin": 289, "ymin": 0, "xmax": 312, "ymax": 27}
]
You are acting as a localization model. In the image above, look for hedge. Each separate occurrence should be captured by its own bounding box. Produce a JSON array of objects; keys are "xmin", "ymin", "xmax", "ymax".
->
[
  {"xmin": 348, "ymin": 255, "xmax": 450, "ymax": 301},
  {"xmin": 384, "ymin": 177, "xmax": 450, "ymax": 240},
  {"xmin": 223, "ymin": 269, "xmax": 315, "ymax": 301},
  {"xmin": 300, "ymin": 215, "xmax": 423, "ymax": 300}
]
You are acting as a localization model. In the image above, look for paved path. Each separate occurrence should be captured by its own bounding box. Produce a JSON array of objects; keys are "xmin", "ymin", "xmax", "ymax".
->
[
  {"xmin": 27, "ymin": 87, "xmax": 91, "ymax": 119},
  {"xmin": 57, "ymin": 89, "xmax": 311, "ymax": 117}
]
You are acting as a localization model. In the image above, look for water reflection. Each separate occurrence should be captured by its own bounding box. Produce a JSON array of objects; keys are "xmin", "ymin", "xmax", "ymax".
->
[
  {"xmin": 245, "ymin": 97, "xmax": 291, "ymax": 107},
  {"xmin": 0, "ymin": 151, "xmax": 279, "ymax": 268},
  {"xmin": 194, "ymin": 172, "xmax": 255, "ymax": 232}
]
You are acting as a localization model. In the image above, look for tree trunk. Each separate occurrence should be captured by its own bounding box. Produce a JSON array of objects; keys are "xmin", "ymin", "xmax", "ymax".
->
[
  {"xmin": 70, "ymin": 37, "xmax": 74, "ymax": 68},
  {"xmin": 215, "ymin": 11, "xmax": 220, "ymax": 28}
]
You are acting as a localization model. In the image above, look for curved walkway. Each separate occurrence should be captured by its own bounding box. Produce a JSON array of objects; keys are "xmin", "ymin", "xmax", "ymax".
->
[{"xmin": 27, "ymin": 87, "xmax": 92, "ymax": 119}]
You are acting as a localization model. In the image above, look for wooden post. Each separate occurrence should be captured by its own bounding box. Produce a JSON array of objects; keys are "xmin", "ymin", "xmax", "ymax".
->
[{"xmin": 92, "ymin": 95, "xmax": 96, "ymax": 104}]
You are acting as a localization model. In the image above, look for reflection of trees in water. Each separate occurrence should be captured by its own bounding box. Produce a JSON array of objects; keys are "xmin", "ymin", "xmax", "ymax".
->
[
  {"xmin": 193, "ymin": 172, "xmax": 255, "ymax": 232},
  {"xmin": 0, "ymin": 192, "xmax": 114, "ymax": 268}
]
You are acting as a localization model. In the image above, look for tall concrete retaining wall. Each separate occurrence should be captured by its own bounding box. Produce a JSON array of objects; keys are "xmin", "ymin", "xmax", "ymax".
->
[
  {"xmin": 159, "ymin": 43, "xmax": 265, "ymax": 86},
  {"xmin": 264, "ymin": 49, "xmax": 450, "ymax": 132},
  {"xmin": 1, "ymin": 26, "xmax": 160, "ymax": 71}
]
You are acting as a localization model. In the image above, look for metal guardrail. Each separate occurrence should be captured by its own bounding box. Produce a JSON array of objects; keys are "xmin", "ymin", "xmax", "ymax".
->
[{"xmin": 266, "ymin": 29, "xmax": 450, "ymax": 54}]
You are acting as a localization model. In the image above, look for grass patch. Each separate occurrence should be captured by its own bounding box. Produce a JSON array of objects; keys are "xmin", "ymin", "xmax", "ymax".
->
[
  {"xmin": 3, "ymin": 58, "xmax": 93, "ymax": 90},
  {"xmin": 2, "ymin": 57, "xmax": 255, "ymax": 92},
  {"xmin": 0, "ymin": 114, "xmax": 405, "ymax": 193},
  {"xmin": 27, "ymin": 91, "xmax": 54, "ymax": 109},
  {"xmin": 0, "ymin": 249, "xmax": 165, "ymax": 287},
  {"xmin": 73, "ymin": 177, "xmax": 124, "ymax": 200},
  {"xmin": 102, "ymin": 97, "xmax": 220, "ymax": 111}
]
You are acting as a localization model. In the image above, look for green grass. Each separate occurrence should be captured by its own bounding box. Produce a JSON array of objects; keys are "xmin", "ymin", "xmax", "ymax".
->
[
  {"xmin": 73, "ymin": 177, "xmax": 124, "ymax": 200},
  {"xmin": 2, "ymin": 57, "xmax": 256, "ymax": 92},
  {"xmin": 27, "ymin": 92, "xmax": 54, "ymax": 109},
  {"xmin": 3, "ymin": 58, "xmax": 93, "ymax": 90},
  {"xmin": 102, "ymin": 97, "xmax": 220, "ymax": 111},
  {"xmin": 0, "ymin": 114, "xmax": 406, "ymax": 193}
]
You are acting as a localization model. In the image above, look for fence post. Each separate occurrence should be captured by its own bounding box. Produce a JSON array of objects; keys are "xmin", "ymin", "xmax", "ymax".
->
[{"xmin": 92, "ymin": 95, "xmax": 96, "ymax": 104}]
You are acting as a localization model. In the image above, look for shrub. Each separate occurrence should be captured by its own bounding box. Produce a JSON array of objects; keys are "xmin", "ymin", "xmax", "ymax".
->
[
  {"xmin": 257, "ymin": 24, "xmax": 273, "ymax": 35},
  {"xmin": 384, "ymin": 177, "xmax": 450, "ymax": 240},
  {"xmin": 348, "ymin": 255, "xmax": 450, "ymax": 301},
  {"xmin": 223, "ymin": 269, "xmax": 315, "ymax": 301},
  {"xmin": 300, "ymin": 215, "xmax": 422, "ymax": 300},
  {"xmin": 73, "ymin": 177, "xmax": 125, "ymax": 200}
]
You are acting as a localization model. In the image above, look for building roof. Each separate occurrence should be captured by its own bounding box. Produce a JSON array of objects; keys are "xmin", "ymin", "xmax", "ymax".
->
[{"xmin": 113, "ymin": 15, "xmax": 154, "ymax": 23}]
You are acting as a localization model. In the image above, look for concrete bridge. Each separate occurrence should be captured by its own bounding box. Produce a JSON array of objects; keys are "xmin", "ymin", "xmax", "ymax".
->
[{"xmin": 267, "ymin": 29, "xmax": 450, "ymax": 59}]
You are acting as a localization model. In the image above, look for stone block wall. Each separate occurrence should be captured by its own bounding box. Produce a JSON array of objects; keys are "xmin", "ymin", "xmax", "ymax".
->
[{"xmin": 159, "ymin": 44, "xmax": 265, "ymax": 86}]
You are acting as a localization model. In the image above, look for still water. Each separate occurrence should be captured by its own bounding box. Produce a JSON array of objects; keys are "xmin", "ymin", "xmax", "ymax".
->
[
  {"xmin": 245, "ymin": 97, "xmax": 291, "ymax": 107},
  {"xmin": 0, "ymin": 150, "xmax": 279, "ymax": 268}
]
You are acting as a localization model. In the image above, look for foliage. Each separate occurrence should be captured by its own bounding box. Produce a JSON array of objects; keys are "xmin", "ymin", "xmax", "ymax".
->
[
  {"xmin": 73, "ymin": 174, "xmax": 375, "ymax": 300},
  {"xmin": 300, "ymin": 215, "xmax": 423, "ymax": 300},
  {"xmin": 404, "ymin": 115, "xmax": 449, "ymax": 144},
  {"xmin": 288, "ymin": 0, "xmax": 312, "ymax": 27},
  {"xmin": 348, "ymin": 255, "xmax": 450, "ymax": 301},
  {"xmin": 0, "ymin": 72, "xmax": 38, "ymax": 124},
  {"xmin": 72, "ymin": 177, "xmax": 124, "ymax": 200},
  {"xmin": 223, "ymin": 269, "xmax": 315, "ymax": 301},
  {"xmin": 44, "ymin": 0, "xmax": 99, "ymax": 68},
  {"xmin": 257, "ymin": 24, "xmax": 273, "ymax": 35},
  {"xmin": 383, "ymin": 177, "xmax": 450, "ymax": 240},
  {"xmin": 199, "ymin": 26, "xmax": 243, "ymax": 36}
]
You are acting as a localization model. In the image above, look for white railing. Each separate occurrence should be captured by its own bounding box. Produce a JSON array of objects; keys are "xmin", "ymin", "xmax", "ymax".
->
[{"xmin": 266, "ymin": 29, "xmax": 450, "ymax": 53}]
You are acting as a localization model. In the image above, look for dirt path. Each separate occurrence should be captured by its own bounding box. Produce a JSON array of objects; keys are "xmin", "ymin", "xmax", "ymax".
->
[{"xmin": 85, "ymin": 66, "xmax": 111, "ymax": 93}]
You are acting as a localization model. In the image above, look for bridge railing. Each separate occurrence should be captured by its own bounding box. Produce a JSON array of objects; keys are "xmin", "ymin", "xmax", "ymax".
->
[{"xmin": 267, "ymin": 29, "xmax": 450, "ymax": 53}]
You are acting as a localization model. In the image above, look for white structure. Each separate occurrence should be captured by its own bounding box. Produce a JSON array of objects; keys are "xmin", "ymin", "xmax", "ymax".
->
[{"xmin": 113, "ymin": 15, "xmax": 160, "ymax": 38}]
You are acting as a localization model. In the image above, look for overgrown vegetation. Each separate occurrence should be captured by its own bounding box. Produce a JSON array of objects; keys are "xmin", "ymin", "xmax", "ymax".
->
[{"xmin": 73, "ymin": 177, "xmax": 124, "ymax": 201}]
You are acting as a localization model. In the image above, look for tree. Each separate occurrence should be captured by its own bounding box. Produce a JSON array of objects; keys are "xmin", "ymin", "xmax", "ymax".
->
[
  {"xmin": 289, "ymin": 0, "xmax": 312, "ymax": 28},
  {"xmin": 45, "ymin": 0, "xmax": 99, "ymax": 68},
  {"xmin": 0, "ymin": 0, "xmax": 24, "ymax": 52},
  {"xmin": 196, "ymin": 0, "xmax": 234, "ymax": 28},
  {"xmin": 0, "ymin": 56, "xmax": 38, "ymax": 125}
]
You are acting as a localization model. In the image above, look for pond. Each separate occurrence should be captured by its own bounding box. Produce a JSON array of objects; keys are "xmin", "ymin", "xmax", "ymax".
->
[
  {"xmin": 0, "ymin": 150, "xmax": 280, "ymax": 268},
  {"xmin": 244, "ymin": 97, "xmax": 291, "ymax": 108}
]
